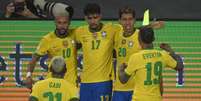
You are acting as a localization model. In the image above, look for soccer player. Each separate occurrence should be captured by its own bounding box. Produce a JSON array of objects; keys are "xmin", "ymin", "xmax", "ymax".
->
[
  {"xmin": 75, "ymin": 3, "xmax": 118, "ymax": 101},
  {"xmin": 112, "ymin": 7, "xmax": 164, "ymax": 101},
  {"xmin": 26, "ymin": 10, "xmax": 78, "ymax": 87},
  {"xmin": 112, "ymin": 7, "xmax": 141, "ymax": 101},
  {"xmin": 118, "ymin": 27, "xmax": 183, "ymax": 101},
  {"xmin": 29, "ymin": 56, "xmax": 79, "ymax": 101}
]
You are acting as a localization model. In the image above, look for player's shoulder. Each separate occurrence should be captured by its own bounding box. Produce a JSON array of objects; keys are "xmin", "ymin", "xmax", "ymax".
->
[
  {"xmin": 112, "ymin": 23, "xmax": 122, "ymax": 28},
  {"xmin": 153, "ymin": 49, "xmax": 169, "ymax": 55},
  {"xmin": 113, "ymin": 24, "xmax": 123, "ymax": 31},
  {"xmin": 33, "ymin": 79, "xmax": 49, "ymax": 88},
  {"xmin": 135, "ymin": 28, "xmax": 140, "ymax": 33},
  {"xmin": 130, "ymin": 51, "xmax": 142, "ymax": 59},
  {"xmin": 60, "ymin": 79, "xmax": 77, "ymax": 89},
  {"xmin": 103, "ymin": 23, "xmax": 120, "ymax": 30},
  {"xmin": 67, "ymin": 28, "xmax": 76, "ymax": 37},
  {"xmin": 42, "ymin": 31, "xmax": 55, "ymax": 40},
  {"xmin": 76, "ymin": 25, "xmax": 88, "ymax": 32},
  {"xmin": 159, "ymin": 50, "xmax": 171, "ymax": 58}
]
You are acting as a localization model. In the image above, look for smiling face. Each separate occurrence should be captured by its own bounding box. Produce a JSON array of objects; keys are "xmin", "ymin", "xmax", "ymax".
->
[
  {"xmin": 119, "ymin": 7, "xmax": 136, "ymax": 34},
  {"xmin": 119, "ymin": 13, "xmax": 135, "ymax": 33},
  {"xmin": 54, "ymin": 16, "xmax": 70, "ymax": 36}
]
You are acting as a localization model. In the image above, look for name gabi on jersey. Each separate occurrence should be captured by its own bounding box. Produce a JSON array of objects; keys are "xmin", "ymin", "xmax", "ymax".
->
[
  {"xmin": 49, "ymin": 82, "xmax": 61, "ymax": 88},
  {"xmin": 143, "ymin": 52, "xmax": 162, "ymax": 59}
]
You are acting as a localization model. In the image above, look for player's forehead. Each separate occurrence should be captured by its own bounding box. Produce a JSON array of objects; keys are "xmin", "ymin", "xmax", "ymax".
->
[
  {"xmin": 14, "ymin": 0, "xmax": 25, "ymax": 2},
  {"xmin": 86, "ymin": 14, "xmax": 101, "ymax": 19},
  {"xmin": 120, "ymin": 13, "xmax": 134, "ymax": 19},
  {"xmin": 55, "ymin": 16, "xmax": 69, "ymax": 22}
]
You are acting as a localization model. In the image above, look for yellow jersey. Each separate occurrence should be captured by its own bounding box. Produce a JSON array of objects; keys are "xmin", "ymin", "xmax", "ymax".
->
[
  {"xmin": 36, "ymin": 30, "xmax": 77, "ymax": 86},
  {"xmin": 75, "ymin": 23, "xmax": 117, "ymax": 83},
  {"xmin": 125, "ymin": 49, "xmax": 177, "ymax": 101},
  {"xmin": 31, "ymin": 78, "xmax": 78, "ymax": 101},
  {"xmin": 114, "ymin": 26, "xmax": 141, "ymax": 91}
]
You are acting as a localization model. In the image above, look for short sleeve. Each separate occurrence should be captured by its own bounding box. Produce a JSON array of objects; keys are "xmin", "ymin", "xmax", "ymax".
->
[
  {"xmin": 69, "ymin": 84, "xmax": 79, "ymax": 99},
  {"xmin": 30, "ymin": 84, "xmax": 39, "ymax": 98},
  {"xmin": 74, "ymin": 27, "xmax": 82, "ymax": 43},
  {"xmin": 35, "ymin": 37, "xmax": 49, "ymax": 56},
  {"xmin": 113, "ymin": 24, "xmax": 122, "ymax": 49},
  {"xmin": 125, "ymin": 54, "xmax": 139, "ymax": 76},
  {"xmin": 162, "ymin": 51, "xmax": 177, "ymax": 69}
]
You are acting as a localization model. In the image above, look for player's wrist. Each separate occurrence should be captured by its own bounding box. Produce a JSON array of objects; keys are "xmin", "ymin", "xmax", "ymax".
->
[{"xmin": 26, "ymin": 72, "xmax": 32, "ymax": 78}]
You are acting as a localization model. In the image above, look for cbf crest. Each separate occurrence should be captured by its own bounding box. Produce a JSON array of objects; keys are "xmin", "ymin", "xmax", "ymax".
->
[
  {"xmin": 71, "ymin": 40, "xmax": 76, "ymax": 47},
  {"xmin": 128, "ymin": 41, "xmax": 134, "ymax": 47},
  {"xmin": 101, "ymin": 31, "xmax": 107, "ymax": 38},
  {"xmin": 63, "ymin": 40, "xmax": 68, "ymax": 47}
]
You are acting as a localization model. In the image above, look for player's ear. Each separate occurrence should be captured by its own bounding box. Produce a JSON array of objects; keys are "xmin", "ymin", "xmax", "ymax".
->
[
  {"xmin": 118, "ymin": 19, "xmax": 121, "ymax": 23},
  {"xmin": 84, "ymin": 16, "xmax": 88, "ymax": 20},
  {"xmin": 49, "ymin": 66, "xmax": 53, "ymax": 72},
  {"xmin": 98, "ymin": 14, "xmax": 102, "ymax": 19},
  {"xmin": 62, "ymin": 64, "xmax": 67, "ymax": 74}
]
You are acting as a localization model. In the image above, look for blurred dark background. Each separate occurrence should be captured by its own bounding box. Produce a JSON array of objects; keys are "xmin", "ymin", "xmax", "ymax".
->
[{"xmin": 0, "ymin": 0, "xmax": 201, "ymax": 20}]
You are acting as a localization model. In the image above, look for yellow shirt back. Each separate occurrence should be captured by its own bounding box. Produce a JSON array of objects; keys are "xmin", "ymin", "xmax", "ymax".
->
[
  {"xmin": 125, "ymin": 49, "xmax": 177, "ymax": 101},
  {"xmin": 31, "ymin": 78, "xmax": 78, "ymax": 101},
  {"xmin": 114, "ymin": 26, "xmax": 141, "ymax": 91},
  {"xmin": 75, "ymin": 23, "xmax": 117, "ymax": 83},
  {"xmin": 35, "ymin": 30, "xmax": 77, "ymax": 85}
]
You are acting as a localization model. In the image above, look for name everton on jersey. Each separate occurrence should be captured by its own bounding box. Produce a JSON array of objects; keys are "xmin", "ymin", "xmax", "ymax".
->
[{"xmin": 143, "ymin": 52, "xmax": 162, "ymax": 59}]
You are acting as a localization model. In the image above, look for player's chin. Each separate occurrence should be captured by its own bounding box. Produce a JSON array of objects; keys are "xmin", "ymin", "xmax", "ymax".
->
[
  {"xmin": 90, "ymin": 24, "xmax": 98, "ymax": 28},
  {"xmin": 124, "ymin": 25, "xmax": 131, "ymax": 30}
]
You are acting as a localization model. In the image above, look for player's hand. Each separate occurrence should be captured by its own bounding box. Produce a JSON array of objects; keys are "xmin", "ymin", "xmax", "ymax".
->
[
  {"xmin": 160, "ymin": 43, "xmax": 174, "ymax": 53},
  {"xmin": 24, "ymin": 77, "xmax": 34, "ymax": 89},
  {"xmin": 150, "ymin": 21, "xmax": 165, "ymax": 29},
  {"xmin": 120, "ymin": 63, "xmax": 127, "ymax": 71}
]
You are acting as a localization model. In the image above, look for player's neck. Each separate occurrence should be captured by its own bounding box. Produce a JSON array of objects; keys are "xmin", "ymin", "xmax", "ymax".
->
[
  {"xmin": 89, "ymin": 23, "xmax": 103, "ymax": 33},
  {"xmin": 55, "ymin": 31, "xmax": 69, "ymax": 38},
  {"xmin": 143, "ymin": 44, "xmax": 154, "ymax": 49},
  {"xmin": 52, "ymin": 74, "xmax": 64, "ymax": 79},
  {"xmin": 123, "ymin": 28, "xmax": 136, "ymax": 37}
]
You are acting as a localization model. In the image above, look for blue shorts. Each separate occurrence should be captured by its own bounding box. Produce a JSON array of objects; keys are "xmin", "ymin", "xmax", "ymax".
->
[
  {"xmin": 80, "ymin": 80, "xmax": 112, "ymax": 101},
  {"xmin": 112, "ymin": 91, "xmax": 133, "ymax": 101}
]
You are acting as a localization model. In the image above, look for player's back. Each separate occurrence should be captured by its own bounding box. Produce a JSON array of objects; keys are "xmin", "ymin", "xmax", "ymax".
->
[
  {"xmin": 128, "ymin": 49, "xmax": 176, "ymax": 101},
  {"xmin": 31, "ymin": 78, "xmax": 78, "ymax": 101}
]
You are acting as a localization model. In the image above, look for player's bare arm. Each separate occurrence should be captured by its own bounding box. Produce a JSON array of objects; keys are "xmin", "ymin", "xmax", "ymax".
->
[
  {"xmin": 27, "ymin": 53, "xmax": 41, "ymax": 73},
  {"xmin": 137, "ymin": 21, "xmax": 165, "ymax": 29},
  {"xmin": 25, "ymin": 53, "xmax": 41, "ymax": 88},
  {"xmin": 118, "ymin": 63, "xmax": 131, "ymax": 84},
  {"xmin": 149, "ymin": 21, "xmax": 165, "ymax": 29},
  {"xmin": 160, "ymin": 43, "xmax": 184, "ymax": 71}
]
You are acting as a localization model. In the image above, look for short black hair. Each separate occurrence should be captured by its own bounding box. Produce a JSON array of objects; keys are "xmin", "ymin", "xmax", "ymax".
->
[
  {"xmin": 119, "ymin": 6, "xmax": 135, "ymax": 18},
  {"xmin": 83, "ymin": 3, "xmax": 101, "ymax": 16},
  {"xmin": 65, "ymin": 5, "xmax": 74, "ymax": 19},
  {"xmin": 139, "ymin": 27, "xmax": 155, "ymax": 44}
]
